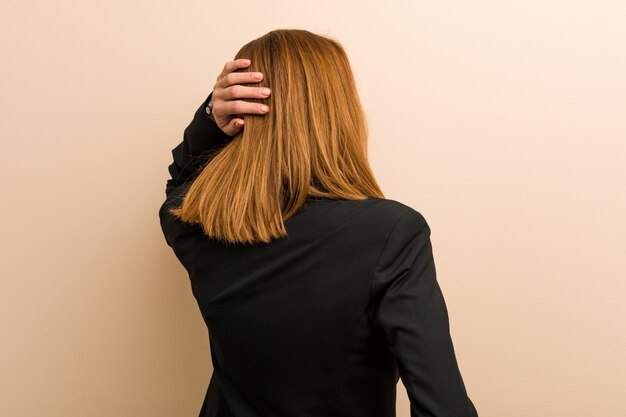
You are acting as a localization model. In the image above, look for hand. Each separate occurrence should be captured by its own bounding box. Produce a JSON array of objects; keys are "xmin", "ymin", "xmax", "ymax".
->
[{"xmin": 211, "ymin": 58, "xmax": 271, "ymax": 136}]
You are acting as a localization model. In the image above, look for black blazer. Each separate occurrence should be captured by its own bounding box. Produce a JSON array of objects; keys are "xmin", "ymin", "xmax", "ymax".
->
[{"xmin": 159, "ymin": 92, "xmax": 479, "ymax": 417}]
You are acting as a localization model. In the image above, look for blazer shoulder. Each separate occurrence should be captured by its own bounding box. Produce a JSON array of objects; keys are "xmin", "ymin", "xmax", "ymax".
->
[{"xmin": 367, "ymin": 197, "xmax": 429, "ymax": 232}]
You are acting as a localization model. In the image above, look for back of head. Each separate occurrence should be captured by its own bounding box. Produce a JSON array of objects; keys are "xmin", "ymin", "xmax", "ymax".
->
[{"xmin": 169, "ymin": 28, "xmax": 384, "ymax": 245}]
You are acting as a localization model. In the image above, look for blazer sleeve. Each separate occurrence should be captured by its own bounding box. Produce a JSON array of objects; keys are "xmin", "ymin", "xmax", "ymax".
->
[
  {"xmin": 371, "ymin": 210, "xmax": 479, "ymax": 417},
  {"xmin": 163, "ymin": 91, "xmax": 232, "ymax": 200},
  {"xmin": 158, "ymin": 91, "xmax": 232, "ymax": 249}
]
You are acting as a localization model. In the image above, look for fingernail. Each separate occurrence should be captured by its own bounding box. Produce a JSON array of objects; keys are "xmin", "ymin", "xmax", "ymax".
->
[
  {"xmin": 261, "ymin": 88, "xmax": 271, "ymax": 95},
  {"xmin": 261, "ymin": 105, "xmax": 269, "ymax": 112},
  {"xmin": 255, "ymin": 73, "xmax": 263, "ymax": 80}
]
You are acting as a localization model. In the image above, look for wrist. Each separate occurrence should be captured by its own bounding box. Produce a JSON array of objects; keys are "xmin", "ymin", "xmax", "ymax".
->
[{"xmin": 205, "ymin": 93, "xmax": 216, "ymax": 123}]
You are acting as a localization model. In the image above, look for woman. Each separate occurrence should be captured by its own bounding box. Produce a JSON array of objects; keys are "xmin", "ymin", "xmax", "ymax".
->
[{"xmin": 159, "ymin": 29, "xmax": 479, "ymax": 417}]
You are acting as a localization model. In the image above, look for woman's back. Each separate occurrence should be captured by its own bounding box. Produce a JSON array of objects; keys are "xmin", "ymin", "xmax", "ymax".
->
[{"xmin": 161, "ymin": 163, "xmax": 478, "ymax": 416}]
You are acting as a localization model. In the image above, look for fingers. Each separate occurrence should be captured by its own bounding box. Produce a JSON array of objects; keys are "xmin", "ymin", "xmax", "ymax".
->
[
  {"xmin": 212, "ymin": 58, "xmax": 271, "ymax": 127},
  {"xmin": 221, "ymin": 117, "xmax": 244, "ymax": 137},
  {"xmin": 231, "ymin": 118, "xmax": 244, "ymax": 128},
  {"xmin": 217, "ymin": 60, "xmax": 262, "ymax": 87},
  {"xmin": 217, "ymin": 72, "xmax": 270, "ymax": 99},
  {"xmin": 221, "ymin": 71, "xmax": 264, "ymax": 86},
  {"xmin": 218, "ymin": 58, "xmax": 251, "ymax": 81},
  {"xmin": 223, "ymin": 99, "xmax": 270, "ymax": 116},
  {"xmin": 216, "ymin": 60, "xmax": 271, "ymax": 99},
  {"xmin": 221, "ymin": 84, "xmax": 271, "ymax": 102}
]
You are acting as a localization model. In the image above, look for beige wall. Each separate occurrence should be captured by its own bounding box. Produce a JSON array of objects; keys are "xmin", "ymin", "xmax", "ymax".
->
[{"xmin": 1, "ymin": 1, "xmax": 625, "ymax": 416}]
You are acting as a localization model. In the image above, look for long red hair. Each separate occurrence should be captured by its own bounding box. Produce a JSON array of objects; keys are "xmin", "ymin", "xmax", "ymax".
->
[{"xmin": 168, "ymin": 29, "xmax": 384, "ymax": 245}]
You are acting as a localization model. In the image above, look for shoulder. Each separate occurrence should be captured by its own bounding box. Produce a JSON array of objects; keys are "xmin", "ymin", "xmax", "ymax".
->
[
  {"xmin": 367, "ymin": 198, "xmax": 433, "ymax": 280},
  {"xmin": 366, "ymin": 197, "xmax": 430, "ymax": 236},
  {"xmin": 365, "ymin": 197, "xmax": 432, "ymax": 269}
]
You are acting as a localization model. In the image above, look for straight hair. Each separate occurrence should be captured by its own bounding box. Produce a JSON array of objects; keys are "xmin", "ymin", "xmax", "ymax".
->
[{"xmin": 168, "ymin": 29, "xmax": 385, "ymax": 245}]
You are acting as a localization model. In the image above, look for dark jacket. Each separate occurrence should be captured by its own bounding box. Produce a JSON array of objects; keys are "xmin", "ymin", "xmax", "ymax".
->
[{"xmin": 158, "ymin": 92, "xmax": 479, "ymax": 417}]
